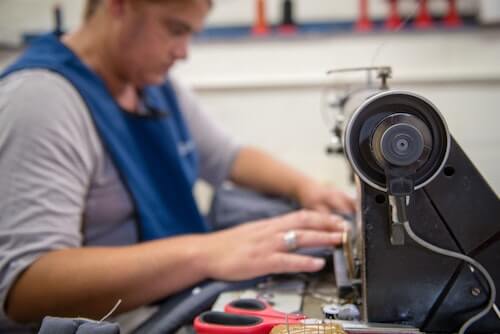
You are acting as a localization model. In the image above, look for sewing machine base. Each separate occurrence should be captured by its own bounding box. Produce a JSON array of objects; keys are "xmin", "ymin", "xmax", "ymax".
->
[{"xmin": 360, "ymin": 138, "xmax": 499, "ymax": 333}]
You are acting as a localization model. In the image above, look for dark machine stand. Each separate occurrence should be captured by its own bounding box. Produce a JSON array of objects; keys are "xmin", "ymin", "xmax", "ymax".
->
[{"xmin": 361, "ymin": 138, "xmax": 500, "ymax": 333}]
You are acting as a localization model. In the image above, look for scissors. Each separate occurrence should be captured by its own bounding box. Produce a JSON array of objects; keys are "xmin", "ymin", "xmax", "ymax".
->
[{"xmin": 194, "ymin": 298, "xmax": 306, "ymax": 334}]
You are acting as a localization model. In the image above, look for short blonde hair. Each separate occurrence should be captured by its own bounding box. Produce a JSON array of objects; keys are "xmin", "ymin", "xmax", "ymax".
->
[{"xmin": 83, "ymin": 0, "xmax": 212, "ymax": 21}]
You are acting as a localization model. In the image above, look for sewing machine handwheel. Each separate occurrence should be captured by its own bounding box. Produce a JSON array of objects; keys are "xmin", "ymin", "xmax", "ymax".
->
[{"xmin": 344, "ymin": 90, "xmax": 450, "ymax": 192}]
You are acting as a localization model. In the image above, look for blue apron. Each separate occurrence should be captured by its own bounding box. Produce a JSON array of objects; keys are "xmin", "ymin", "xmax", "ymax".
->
[{"xmin": 0, "ymin": 34, "xmax": 208, "ymax": 240}]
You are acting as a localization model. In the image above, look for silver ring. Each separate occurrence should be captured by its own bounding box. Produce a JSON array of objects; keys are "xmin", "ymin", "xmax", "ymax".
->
[{"xmin": 283, "ymin": 230, "xmax": 298, "ymax": 252}]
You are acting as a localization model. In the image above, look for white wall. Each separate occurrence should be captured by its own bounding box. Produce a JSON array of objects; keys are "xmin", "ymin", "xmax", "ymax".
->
[
  {"xmin": 1, "ymin": 0, "xmax": 498, "ymax": 209},
  {"xmin": 0, "ymin": 0, "xmax": 481, "ymax": 46},
  {"xmin": 172, "ymin": 30, "xmax": 500, "ymax": 206},
  {"xmin": 480, "ymin": 0, "xmax": 500, "ymax": 24},
  {"xmin": 206, "ymin": 0, "xmax": 477, "ymax": 26},
  {"xmin": 190, "ymin": 81, "xmax": 500, "ymax": 212},
  {"xmin": 0, "ymin": 0, "xmax": 85, "ymax": 46}
]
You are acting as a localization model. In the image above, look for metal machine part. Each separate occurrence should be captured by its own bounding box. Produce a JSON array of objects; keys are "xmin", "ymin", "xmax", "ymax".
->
[
  {"xmin": 333, "ymin": 86, "xmax": 499, "ymax": 332},
  {"xmin": 323, "ymin": 303, "xmax": 361, "ymax": 321},
  {"xmin": 344, "ymin": 90, "xmax": 450, "ymax": 194},
  {"xmin": 345, "ymin": 90, "xmax": 451, "ymax": 247},
  {"xmin": 325, "ymin": 67, "xmax": 391, "ymax": 156}
]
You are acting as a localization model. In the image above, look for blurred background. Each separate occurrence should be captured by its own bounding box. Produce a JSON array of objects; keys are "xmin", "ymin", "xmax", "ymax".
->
[{"xmin": 1, "ymin": 0, "xmax": 499, "ymax": 211}]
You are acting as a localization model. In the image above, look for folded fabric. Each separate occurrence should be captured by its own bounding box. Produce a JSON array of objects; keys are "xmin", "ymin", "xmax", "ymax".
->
[
  {"xmin": 207, "ymin": 184, "xmax": 299, "ymax": 231},
  {"xmin": 38, "ymin": 316, "xmax": 120, "ymax": 334}
]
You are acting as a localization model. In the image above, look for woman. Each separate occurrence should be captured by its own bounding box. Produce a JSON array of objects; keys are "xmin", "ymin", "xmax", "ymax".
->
[{"xmin": 0, "ymin": 0, "xmax": 354, "ymax": 332}]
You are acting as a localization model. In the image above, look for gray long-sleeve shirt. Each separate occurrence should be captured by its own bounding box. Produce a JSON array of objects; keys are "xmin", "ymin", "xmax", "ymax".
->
[{"xmin": 0, "ymin": 69, "xmax": 239, "ymax": 332}]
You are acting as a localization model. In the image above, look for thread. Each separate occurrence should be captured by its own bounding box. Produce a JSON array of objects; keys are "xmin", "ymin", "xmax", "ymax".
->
[
  {"xmin": 100, "ymin": 299, "xmax": 122, "ymax": 322},
  {"xmin": 74, "ymin": 299, "xmax": 122, "ymax": 324},
  {"xmin": 371, "ymin": 1, "xmax": 419, "ymax": 67}
]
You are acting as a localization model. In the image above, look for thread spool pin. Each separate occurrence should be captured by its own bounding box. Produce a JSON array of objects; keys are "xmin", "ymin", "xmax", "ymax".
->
[
  {"xmin": 253, "ymin": 0, "xmax": 270, "ymax": 36},
  {"xmin": 356, "ymin": 0, "xmax": 373, "ymax": 31},
  {"xmin": 385, "ymin": 0, "xmax": 402, "ymax": 30}
]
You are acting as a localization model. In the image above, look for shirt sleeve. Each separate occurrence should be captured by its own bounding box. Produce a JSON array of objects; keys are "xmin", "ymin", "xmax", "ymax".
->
[
  {"xmin": 0, "ymin": 70, "xmax": 97, "ymax": 326},
  {"xmin": 171, "ymin": 78, "xmax": 240, "ymax": 187}
]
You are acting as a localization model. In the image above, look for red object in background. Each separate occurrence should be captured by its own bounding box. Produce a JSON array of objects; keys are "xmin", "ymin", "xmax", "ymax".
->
[
  {"xmin": 444, "ymin": 0, "xmax": 463, "ymax": 27},
  {"xmin": 278, "ymin": 24, "xmax": 297, "ymax": 34},
  {"xmin": 253, "ymin": 0, "xmax": 269, "ymax": 36},
  {"xmin": 279, "ymin": 0, "xmax": 297, "ymax": 35},
  {"xmin": 356, "ymin": 0, "xmax": 373, "ymax": 31},
  {"xmin": 414, "ymin": 0, "xmax": 433, "ymax": 29},
  {"xmin": 385, "ymin": 0, "xmax": 402, "ymax": 30}
]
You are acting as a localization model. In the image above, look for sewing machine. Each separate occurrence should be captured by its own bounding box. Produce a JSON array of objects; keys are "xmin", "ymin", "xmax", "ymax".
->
[
  {"xmin": 134, "ymin": 67, "xmax": 498, "ymax": 334},
  {"xmin": 328, "ymin": 67, "xmax": 500, "ymax": 333}
]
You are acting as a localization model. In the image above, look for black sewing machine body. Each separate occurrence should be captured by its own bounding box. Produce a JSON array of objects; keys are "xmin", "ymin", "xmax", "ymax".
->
[
  {"xmin": 360, "ymin": 138, "xmax": 500, "ymax": 333},
  {"xmin": 325, "ymin": 70, "xmax": 500, "ymax": 333}
]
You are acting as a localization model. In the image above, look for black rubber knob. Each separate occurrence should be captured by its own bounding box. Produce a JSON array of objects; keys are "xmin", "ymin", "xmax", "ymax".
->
[
  {"xmin": 380, "ymin": 124, "xmax": 424, "ymax": 166},
  {"xmin": 282, "ymin": 0, "xmax": 295, "ymax": 26}
]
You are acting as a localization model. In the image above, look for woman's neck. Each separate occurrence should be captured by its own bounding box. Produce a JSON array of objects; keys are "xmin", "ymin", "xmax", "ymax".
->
[{"xmin": 61, "ymin": 24, "xmax": 139, "ymax": 111}]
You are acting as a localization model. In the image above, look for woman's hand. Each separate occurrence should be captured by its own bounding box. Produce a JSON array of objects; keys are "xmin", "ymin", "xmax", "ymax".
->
[
  {"xmin": 229, "ymin": 147, "xmax": 355, "ymax": 215},
  {"xmin": 295, "ymin": 180, "xmax": 355, "ymax": 215},
  {"xmin": 199, "ymin": 210, "xmax": 346, "ymax": 281}
]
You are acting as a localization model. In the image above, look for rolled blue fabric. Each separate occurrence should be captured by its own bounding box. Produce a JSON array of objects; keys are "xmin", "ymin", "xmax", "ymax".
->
[{"xmin": 38, "ymin": 316, "xmax": 120, "ymax": 334}]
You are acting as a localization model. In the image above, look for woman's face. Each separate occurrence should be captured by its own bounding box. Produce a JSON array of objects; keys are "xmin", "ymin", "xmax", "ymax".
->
[{"xmin": 110, "ymin": 0, "xmax": 210, "ymax": 87}]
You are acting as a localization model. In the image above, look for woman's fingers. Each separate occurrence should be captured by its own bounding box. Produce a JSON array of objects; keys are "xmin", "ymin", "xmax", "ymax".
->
[
  {"xmin": 269, "ymin": 210, "xmax": 347, "ymax": 233},
  {"xmin": 274, "ymin": 230, "xmax": 343, "ymax": 252},
  {"xmin": 267, "ymin": 253, "xmax": 326, "ymax": 274},
  {"xmin": 203, "ymin": 210, "xmax": 350, "ymax": 281},
  {"xmin": 327, "ymin": 193, "xmax": 356, "ymax": 214}
]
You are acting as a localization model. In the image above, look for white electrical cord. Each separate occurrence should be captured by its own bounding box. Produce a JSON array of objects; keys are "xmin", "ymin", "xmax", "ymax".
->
[
  {"xmin": 403, "ymin": 222, "xmax": 496, "ymax": 334},
  {"xmin": 493, "ymin": 303, "xmax": 500, "ymax": 319}
]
